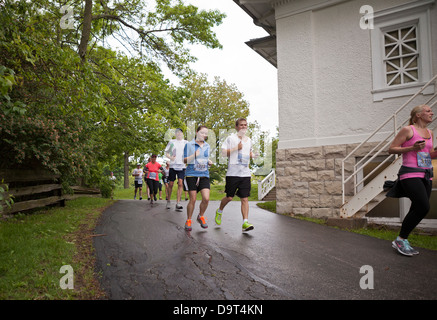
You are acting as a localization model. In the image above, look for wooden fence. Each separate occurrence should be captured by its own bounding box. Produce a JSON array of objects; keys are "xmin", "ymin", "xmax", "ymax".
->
[{"xmin": 0, "ymin": 169, "xmax": 100, "ymax": 215}]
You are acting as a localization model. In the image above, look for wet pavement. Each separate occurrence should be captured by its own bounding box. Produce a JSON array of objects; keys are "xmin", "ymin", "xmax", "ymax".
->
[{"xmin": 94, "ymin": 200, "xmax": 437, "ymax": 300}]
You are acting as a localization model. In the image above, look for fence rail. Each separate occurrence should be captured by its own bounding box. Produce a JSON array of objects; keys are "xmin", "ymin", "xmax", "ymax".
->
[
  {"xmin": 0, "ymin": 170, "xmax": 101, "ymax": 215},
  {"xmin": 0, "ymin": 169, "xmax": 64, "ymax": 215}
]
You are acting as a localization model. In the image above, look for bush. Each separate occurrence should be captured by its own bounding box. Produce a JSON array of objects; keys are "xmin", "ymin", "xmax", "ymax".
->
[{"xmin": 99, "ymin": 176, "xmax": 116, "ymax": 199}]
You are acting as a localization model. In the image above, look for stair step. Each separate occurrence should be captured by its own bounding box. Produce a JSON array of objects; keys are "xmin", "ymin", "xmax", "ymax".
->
[{"xmin": 261, "ymin": 187, "xmax": 276, "ymax": 201}]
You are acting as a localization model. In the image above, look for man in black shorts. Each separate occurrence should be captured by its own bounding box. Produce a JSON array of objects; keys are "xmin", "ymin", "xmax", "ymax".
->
[
  {"xmin": 164, "ymin": 128, "xmax": 187, "ymax": 210},
  {"xmin": 215, "ymin": 118, "xmax": 255, "ymax": 231},
  {"xmin": 132, "ymin": 163, "xmax": 143, "ymax": 200}
]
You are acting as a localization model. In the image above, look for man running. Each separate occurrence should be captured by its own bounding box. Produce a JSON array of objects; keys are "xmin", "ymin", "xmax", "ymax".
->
[
  {"xmin": 132, "ymin": 163, "xmax": 144, "ymax": 200},
  {"xmin": 216, "ymin": 118, "xmax": 255, "ymax": 231},
  {"xmin": 165, "ymin": 128, "xmax": 187, "ymax": 211}
]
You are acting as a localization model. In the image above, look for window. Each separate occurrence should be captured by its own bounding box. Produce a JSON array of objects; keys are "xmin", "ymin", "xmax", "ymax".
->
[
  {"xmin": 370, "ymin": 1, "xmax": 434, "ymax": 101},
  {"xmin": 383, "ymin": 24, "xmax": 419, "ymax": 86}
]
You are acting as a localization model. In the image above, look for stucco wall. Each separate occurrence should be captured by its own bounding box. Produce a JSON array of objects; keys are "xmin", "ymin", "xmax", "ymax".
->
[
  {"xmin": 275, "ymin": 0, "xmax": 436, "ymax": 150},
  {"xmin": 274, "ymin": 0, "xmax": 436, "ymax": 217}
]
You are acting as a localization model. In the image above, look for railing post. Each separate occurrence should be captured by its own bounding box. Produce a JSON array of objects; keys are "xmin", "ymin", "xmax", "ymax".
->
[{"xmin": 342, "ymin": 160, "xmax": 345, "ymax": 204}]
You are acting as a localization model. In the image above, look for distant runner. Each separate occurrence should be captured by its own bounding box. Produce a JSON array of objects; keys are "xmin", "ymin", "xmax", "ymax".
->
[
  {"xmin": 132, "ymin": 163, "xmax": 144, "ymax": 200},
  {"xmin": 144, "ymin": 155, "xmax": 163, "ymax": 204},
  {"xmin": 165, "ymin": 128, "xmax": 188, "ymax": 211}
]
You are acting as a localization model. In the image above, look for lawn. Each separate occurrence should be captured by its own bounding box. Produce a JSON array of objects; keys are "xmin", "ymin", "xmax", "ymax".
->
[
  {"xmin": 261, "ymin": 200, "xmax": 437, "ymax": 251},
  {"xmin": 0, "ymin": 197, "xmax": 113, "ymax": 300},
  {"xmin": 113, "ymin": 182, "xmax": 260, "ymax": 201}
]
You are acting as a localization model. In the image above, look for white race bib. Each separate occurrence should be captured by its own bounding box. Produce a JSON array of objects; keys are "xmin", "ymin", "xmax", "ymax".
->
[{"xmin": 194, "ymin": 158, "xmax": 208, "ymax": 172}]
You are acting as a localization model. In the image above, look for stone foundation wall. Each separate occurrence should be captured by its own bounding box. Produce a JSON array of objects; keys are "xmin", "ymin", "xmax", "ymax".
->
[{"xmin": 275, "ymin": 143, "xmax": 379, "ymax": 218}]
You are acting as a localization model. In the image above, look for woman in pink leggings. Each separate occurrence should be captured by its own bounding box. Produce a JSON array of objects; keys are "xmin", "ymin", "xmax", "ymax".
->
[{"xmin": 388, "ymin": 105, "xmax": 437, "ymax": 256}]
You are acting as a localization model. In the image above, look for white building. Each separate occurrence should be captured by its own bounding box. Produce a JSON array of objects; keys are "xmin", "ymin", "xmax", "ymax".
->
[{"xmin": 235, "ymin": 0, "xmax": 437, "ymax": 226}]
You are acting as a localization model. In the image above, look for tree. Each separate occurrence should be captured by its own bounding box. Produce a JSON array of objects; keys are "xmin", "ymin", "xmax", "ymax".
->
[
  {"xmin": 0, "ymin": 0, "xmax": 226, "ymax": 192},
  {"xmin": 179, "ymin": 72, "xmax": 252, "ymax": 182},
  {"xmin": 89, "ymin": 47, "xmax": 189, "ymax": 187},
  {"xmin": 78, "ymin": 0, "xmax": 225, "ymax": 74}
]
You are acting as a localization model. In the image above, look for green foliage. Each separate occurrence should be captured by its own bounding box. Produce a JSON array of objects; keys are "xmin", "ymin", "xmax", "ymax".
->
[
  {"xmin": 0, "ymin": 0, "xmax": 225, "ymax": 190},
  {"xmin": 0, "ymin": 179, "xmax": 14, "ymax": 214},
  {"xmin": 99, "ymin": 176, "xmax": 116, "ymax": 198}
]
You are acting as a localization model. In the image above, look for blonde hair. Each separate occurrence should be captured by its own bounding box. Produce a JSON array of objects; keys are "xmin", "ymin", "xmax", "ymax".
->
[{"xmin": 409, "ymin": 105, "xmax": 427, "ymax": 125}]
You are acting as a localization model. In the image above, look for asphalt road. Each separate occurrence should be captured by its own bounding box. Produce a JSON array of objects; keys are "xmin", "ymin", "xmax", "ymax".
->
[{"xmin": 94, "ymin": 199, "xmax": 437, "ymax": 300}]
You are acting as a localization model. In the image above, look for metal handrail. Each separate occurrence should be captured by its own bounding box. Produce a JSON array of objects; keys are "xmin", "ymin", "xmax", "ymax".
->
[{"xmin": 342, "ymin": 74, "xmax": 437, "ymax": 204}]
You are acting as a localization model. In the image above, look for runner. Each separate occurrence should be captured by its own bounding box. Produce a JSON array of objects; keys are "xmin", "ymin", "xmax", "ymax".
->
[
  {"xmin": 183, "ymin": 125, "xmax": 213, "ymax": 231},
  {"xmin": 132, "ymin": 163, "xmax": 144, "ymax": 200},
  {"xmin": 144, "ymin": 155, "xmax": 164, "ymax": 204},
  {"xmin": 165, "ymin": 128, "xmax": 188, "ymax": 211},
  {"xmin": 158, "ymin": 172, "xmax": 163, "ymax": 200},
  {"xmin": 162, "ymin": 161, "xmax": 170, "ymax": 200},
  {"xmin": 388, "ymin": 105, "xmax": 437, "ymax": 256},
  {"xmin": 215, "ymin": 118, "xmax": 255, "ymax": 232}
]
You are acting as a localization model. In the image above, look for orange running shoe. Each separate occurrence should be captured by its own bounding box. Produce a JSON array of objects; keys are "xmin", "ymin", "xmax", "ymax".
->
[
  {"xmin": 197, "ymin": 215, "xmax": 208, "ymax": 229},
  {"xmin": 185, "ymin": 219, "xmax": 192, "ymax": 231}
]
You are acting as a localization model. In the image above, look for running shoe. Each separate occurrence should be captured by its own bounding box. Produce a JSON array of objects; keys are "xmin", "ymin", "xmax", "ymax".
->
[
  {"xmin": 392, "ymin": 238, "xmax": 413, "ymax": 257},
  {"xmin": 134, "ymin": 195, "xmax": 136, "ymax": 200},
  {"xmin": 242, "ymin": 221, "xmax": 254, "ymax": 232},
  {"xmin": 185, "ymin": 219, "xmax": 192, "ymax": 231},
  {"xmin": 139, "ymin": 197, "xmax": 142, "ymax": 200},
  {"xmin": 215, "ymin": 209, "xmax": 222, "ymax": 225},
  {"xmin": 197, "ymin": 215, "xmax": 208, "ymax": 229},
  {"xmin": 176, "ymin": 203, "xmax": 183, "ymax": 210},
  {"xmin": 166, "ymin": 200, "xmax": 171, "ymax": 209},
  {"xmin": 404, "ymin": 239, "xmax": 419, "ymax": 255}
]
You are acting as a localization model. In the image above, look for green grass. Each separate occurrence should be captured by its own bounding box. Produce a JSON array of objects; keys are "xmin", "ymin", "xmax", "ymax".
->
[
  {"xmin": 0, "ymin": 197, "xmax": 113, "ymax": 300},
  {"xmin": 256, "ymin": 200, "xmax": 276, "ymax": 213},
  {"xmin": 256, "ymin": 201, "xmax": 437, "ymax": 251},
  {"xmin": 114, "ymin": 182, "xmax": 259, "ymax": 201},
  {"xmin": 290, "ymin": 210, "xmax": 437, "ymax": 251}
]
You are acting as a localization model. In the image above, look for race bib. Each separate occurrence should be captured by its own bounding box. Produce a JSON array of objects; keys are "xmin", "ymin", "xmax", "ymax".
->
[
  {"xmin": 194, "ymin": 158, "xmax": 208, "ymax": 172},
  {"xmin": 417, "ymin": 152, "xmax": 432, "ymax": 168},
  {"xmin": 238, "ymin": 151, "xmax": 250, "ymax": 166},
  {"xmin": 148, "ymin": 172, "xmax": 157, "ymax": 180}
]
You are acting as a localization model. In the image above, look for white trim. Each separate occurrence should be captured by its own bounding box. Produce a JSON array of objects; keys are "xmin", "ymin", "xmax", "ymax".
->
[
  {"xmin": 273, "ymin": 0, "xmax": 349, "ymax": 20},
  {"xmin": 367, "ymin": 217, "xmax": 437, "ymax": 229},
  {"xmin": 372, "ymin": 0, "xmax": 435, "ymax": 21},
  {"xmin": 278, "ymin": 131, "xmax": 392, "ymax": 149},
  {"xmin": 372, "ymin": 82, "xmax": 435, "ymax": 101}
]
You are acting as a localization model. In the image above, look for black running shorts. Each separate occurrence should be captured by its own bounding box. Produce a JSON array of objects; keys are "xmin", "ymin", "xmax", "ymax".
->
[
  {"xmin": 184, "ymin": 176, "xmax": 210, "ymax": 192},
  {"xmin": 225, "ymin": 176, "xmax": 251, "ymax": 198}
]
